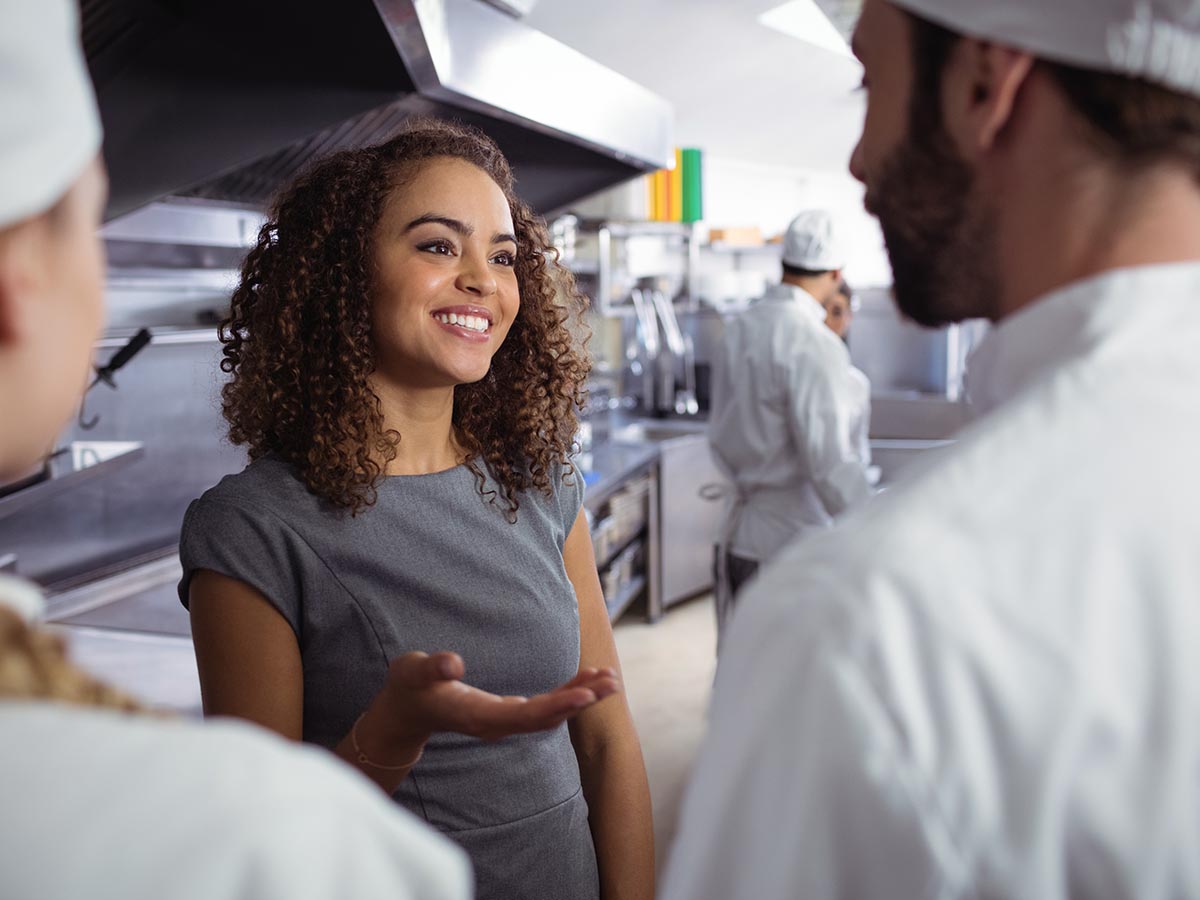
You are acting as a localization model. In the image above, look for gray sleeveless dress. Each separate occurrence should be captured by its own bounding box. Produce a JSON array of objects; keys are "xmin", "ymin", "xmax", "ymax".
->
[{"xmin": 178, "ymin": 456, "xmax": 598, "ymax": 900}]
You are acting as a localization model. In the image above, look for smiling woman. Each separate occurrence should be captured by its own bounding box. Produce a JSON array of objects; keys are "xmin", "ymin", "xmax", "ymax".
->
[
  {"xmin": 369, "ymin": 159, "xmax": 523, "ymax": 407},
  {"xmin": 218, "ymin": 122, "xmax": 587, "ymax": 518},
  {"xmin": 178, "ymin": 119, "xmax": 654, "ymax": 900}
]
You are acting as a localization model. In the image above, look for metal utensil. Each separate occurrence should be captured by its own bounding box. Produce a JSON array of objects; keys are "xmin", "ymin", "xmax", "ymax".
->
[{"xmin": 78, "ymin": 328, "xmax": 153, "ymax": 430}]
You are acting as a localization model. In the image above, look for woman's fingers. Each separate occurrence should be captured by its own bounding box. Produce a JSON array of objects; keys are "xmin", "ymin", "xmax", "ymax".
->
[
  {"xmin": 386, "ymin": 652, "xmax": 623, "ymax": 740},
  {"xmin": 469, "ymin": 688, "xmax": 597, "ymax": 739},
  {"xmin": 561, "ymin": 666, "xmax": 617, "ymax": 689},
  {"xmin": 468, "ymin": 674, "xmax": 624, "ymax": 738},
  {"xmin": 584, "ymin": 675, "xmax": 620, "ymax": 701}
]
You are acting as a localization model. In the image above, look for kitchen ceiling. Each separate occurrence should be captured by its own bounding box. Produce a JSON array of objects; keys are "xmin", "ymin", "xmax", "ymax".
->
[
  {"xmin": 811, "ymin": 0, "xmax": 865, "ymax": 40},
  {"xmin": 81, "ymin": 0, "xmax": 673, "ymax": 219},
  {"xmin": 524, "ymin": 0, "xmax": 866, "ymax": 173}
]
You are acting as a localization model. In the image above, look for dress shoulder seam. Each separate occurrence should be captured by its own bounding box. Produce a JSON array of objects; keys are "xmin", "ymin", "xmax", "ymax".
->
[{"xmin": 195, "ymin": 495, "xmax": 392, "ymax": 666}]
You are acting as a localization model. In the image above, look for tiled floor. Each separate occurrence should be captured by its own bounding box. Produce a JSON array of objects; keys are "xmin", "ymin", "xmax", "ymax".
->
[{"xmin": 612, "ymin": 593, "xmax": 716, "ymax": 876}]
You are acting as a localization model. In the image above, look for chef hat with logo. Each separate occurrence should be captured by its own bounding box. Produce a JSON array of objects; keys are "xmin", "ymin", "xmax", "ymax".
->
[
  {"xmin": 782, "ymin": 209, "xmax": 845, "ymax": 271},
  {"xmin": 0, "ymin": 0, "xmax": 102, "ymax": 229},
  {"xmin": 890, "ymin": 0, "xmax": 1200, "ymax": 99}
]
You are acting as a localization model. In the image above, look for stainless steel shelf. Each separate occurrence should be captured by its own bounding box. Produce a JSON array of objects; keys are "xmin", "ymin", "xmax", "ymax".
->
[
  {"xmin": 606, "ymin": 574, "xmax": 646, "ymax": 623},
  {"xmin": 577, "ymin": 219, "xmax": 694, "ymax": 239},
  {"xmin": 700, "ymin": 242, "xmax": 782, "ymax": 255},
  {"xmin": 565, "ymin": 259, "xmax": 599, "ymax": 276},
  {"xmin": 596, "ymin": 526, "xmax": 646, "ymax": 572},
  {"xmin": 0, "ymin": 441, "xmax": 144, "ymax": 521}
]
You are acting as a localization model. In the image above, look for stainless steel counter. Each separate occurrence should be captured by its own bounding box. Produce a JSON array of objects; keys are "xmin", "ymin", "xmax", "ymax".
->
[
  {"xmin": 40, "ymin": 425, "xmax": 702, "ymax": 714},
  {"xmin": 0, "ymin": 441, "xmax": 144, "ymax": 522},
  {"xmin": 577, "ymin": 441, "xmax": 660, "ymax": 511}
]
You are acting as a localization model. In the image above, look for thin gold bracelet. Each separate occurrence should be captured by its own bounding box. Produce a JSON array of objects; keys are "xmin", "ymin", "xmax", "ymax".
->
[{"xmin": 350, "ymin": 713, "xmax": 424, "ymax": 771}]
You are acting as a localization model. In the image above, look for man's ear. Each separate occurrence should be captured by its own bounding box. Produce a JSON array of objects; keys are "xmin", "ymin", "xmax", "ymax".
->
[
  {"xmin": 828, "ymin": 269, "xmax": 844, "ymax": 300},
  {"xmin": 943, "ymin": 39, "xmax": 1036, "ymax": 156}
]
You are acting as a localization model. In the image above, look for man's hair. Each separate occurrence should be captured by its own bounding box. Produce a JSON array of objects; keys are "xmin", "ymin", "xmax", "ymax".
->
[
  {"xmin": 907, "ymin": 12, "xmax": 1200, "ymax": 176},
  {"xmin": 782, "ymin": 262, "xmax": 837, "ymax": 279}
]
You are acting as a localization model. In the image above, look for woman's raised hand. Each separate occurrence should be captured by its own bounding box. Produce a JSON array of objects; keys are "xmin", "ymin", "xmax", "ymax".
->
[{"xmin": 381, "ymin": 651, "xmax": 620, "ymax": 744}]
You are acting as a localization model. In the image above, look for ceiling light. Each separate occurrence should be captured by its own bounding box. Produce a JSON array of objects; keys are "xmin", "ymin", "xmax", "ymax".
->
[
  {"xmin": 811, "ymin": 0, "xmax": 864, "ymax": 41},
  {"xmin": 758, "ymin": 0, "xmax": 855, "ymax": 58}
]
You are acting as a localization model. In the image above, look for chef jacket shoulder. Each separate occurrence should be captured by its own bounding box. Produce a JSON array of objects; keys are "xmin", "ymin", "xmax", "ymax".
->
[
  {"xmin": 737, "ymin": 284, "xmax": 851, "ymax": 372},
  {"xmin": 0, "ymin": 703, "xmax": 472, "ymax": 900},
  {"xmin": 756, "ymin": 282, "xmax": 828, "ymax": 320},
  {"xmin": 668, "ymin": 261, "xmax": 1200, "ymax": 900},
  {"xmin": 967, "ymin": 261, "xmax": 1200, "ymax": 415}
]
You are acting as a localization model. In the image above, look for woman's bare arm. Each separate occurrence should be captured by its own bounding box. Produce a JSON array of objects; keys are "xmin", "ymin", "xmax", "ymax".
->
[
  {"xmin": 189, "ymin": 567, "xmax": 620, "ymax": 795},
  {"xmin": 564, "ymin": 510, "xmax": 655, "ymax": 900}
]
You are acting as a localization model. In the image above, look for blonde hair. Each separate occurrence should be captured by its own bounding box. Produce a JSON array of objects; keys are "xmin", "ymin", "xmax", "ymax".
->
[{"xmin": 0, "ymin": 606, "xmax": 147, "ymax": 712}]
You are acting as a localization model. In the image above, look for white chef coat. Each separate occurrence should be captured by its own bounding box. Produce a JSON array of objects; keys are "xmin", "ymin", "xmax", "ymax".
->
[
  {"xmin": 0, "ymin": 584, "xmax": 471, "ymax": 900},
  {"xmin": 708, "ymin": 283, "xmax": 874, "ymax": 563},
  {"xmin": 663, "ymin": 262, "xmax": 1200, "ymax": 900},
  {"xmin": 847, "ymin": 363, "xmax": 873, "ymax": 471}
]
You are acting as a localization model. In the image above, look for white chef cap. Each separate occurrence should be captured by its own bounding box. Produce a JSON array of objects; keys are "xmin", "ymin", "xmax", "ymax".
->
[
  {"xmin": 782, "ymin": 209, "xmax": 844, "ymax": 271},
  {"xmin": 0, "ymin": 0, "xmax": 102, "ymax": 228},
  {"xmin": 891, "ymin": 0, "xmax": 1200, "ymax": 99}
]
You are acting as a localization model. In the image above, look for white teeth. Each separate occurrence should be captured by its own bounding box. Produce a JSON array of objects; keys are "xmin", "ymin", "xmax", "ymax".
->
[{"xmin": 436, "ymin": 312, "xmax": 488, "ymax": 332}]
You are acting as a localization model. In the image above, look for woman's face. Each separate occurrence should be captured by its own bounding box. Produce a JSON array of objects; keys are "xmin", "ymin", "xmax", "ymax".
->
[
  {"xmin": 370, "ymin": 157, "xmax": 520, "ymax": 390},
  {"xmin": 0, "ymin": 158, "xmax": 107, "ymax": 479},
  {"xmin": 822, "ymin": 292, "xmax": 852, "ymax": 340}
]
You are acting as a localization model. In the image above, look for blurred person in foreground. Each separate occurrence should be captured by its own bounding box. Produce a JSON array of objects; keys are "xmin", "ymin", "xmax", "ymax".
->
[
  {"xmin": 707, "ymin": 210, "xmax": 874, "ymax": 648},
  {"xmin": 664, "ymin": 0, "xmax": 1200, "ymax": 897},
  {"xmin": 0, "ymin": 2, "xmax": 471, "ymax": 897}
]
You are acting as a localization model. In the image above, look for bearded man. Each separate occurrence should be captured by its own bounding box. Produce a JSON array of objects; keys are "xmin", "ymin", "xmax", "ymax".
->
[{"xmin": 662, "ymin": 1, "xmax": 1200, "ymax": 897}]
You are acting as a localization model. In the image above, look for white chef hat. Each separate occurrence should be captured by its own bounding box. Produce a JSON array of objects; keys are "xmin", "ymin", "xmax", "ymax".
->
[
  {"xmin": 891, "ymin": 0, "xmax": 1200, "ymax": 100},
  {"xmin": 0, "ymin": 0, "xmax": 102, "ymax": 229},
  {"xmin": 782, "ymin": 209, "xmax": 845, "ymax": 271}
]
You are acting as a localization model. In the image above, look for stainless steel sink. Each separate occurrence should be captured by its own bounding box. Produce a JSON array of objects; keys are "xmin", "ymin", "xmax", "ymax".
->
[
  {"xmin": 612, "ymin": 418, "xmax": 709, "ymax": 444},
  {"xmin": 870, "ymin": 438, "xmax": 955, "ymax": 486}
]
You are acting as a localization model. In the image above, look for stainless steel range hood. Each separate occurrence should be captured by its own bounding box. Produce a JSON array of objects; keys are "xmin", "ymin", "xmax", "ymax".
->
[{"xmin": 84, "ymin": 0, "xmax": 674, "ymax": 220}]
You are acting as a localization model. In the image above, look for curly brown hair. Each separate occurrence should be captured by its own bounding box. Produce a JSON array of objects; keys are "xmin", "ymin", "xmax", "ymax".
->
[{"xmin": 219, "ymin": 118, "xmax": 591, "ymax": 518}]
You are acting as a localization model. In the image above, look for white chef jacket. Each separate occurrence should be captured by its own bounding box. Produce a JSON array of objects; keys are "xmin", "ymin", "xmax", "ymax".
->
[
  {"xmin": 708, "ymin": 283, "xmax": 874, "ymax": 563},
  {"xmin": 0, "ymin": 584, "xmax": 470, "ymax": 900},
  {"xmin": 663, "ymin": 262, "xmax": 1200, "ymax": 900},
  {"xmin": 847, "ymin": 363, "xmax": 873, "ymax": 470}
]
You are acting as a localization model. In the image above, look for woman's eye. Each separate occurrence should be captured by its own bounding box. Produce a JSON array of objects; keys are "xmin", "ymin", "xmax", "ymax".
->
[
  {"xmin": 492, "ymin": 251, "xmax": 516, "ymax": 267},
  {"xmin": 419, "ymin": 240, "xmax": 454, "ymax": 256}
]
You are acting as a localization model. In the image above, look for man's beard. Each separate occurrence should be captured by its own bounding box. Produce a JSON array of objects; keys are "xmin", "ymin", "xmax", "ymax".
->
[{"xmin": 865, "ymin": 124, "xmax": 1000, "ymax": 327}]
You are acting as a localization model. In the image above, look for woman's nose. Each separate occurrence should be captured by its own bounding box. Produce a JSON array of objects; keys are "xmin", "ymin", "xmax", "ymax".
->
[{"xmin": 455, "ymin": 254, "xmax": 497, "ymax": 297}]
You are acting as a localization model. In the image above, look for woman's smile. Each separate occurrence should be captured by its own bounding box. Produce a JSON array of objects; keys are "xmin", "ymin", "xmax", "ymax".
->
[{"xmin": 430, "ymin": 304, "xmax": 495, "ymax": 342}]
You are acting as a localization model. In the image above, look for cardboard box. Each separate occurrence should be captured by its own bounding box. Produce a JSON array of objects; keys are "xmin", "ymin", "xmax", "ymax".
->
[{"xmin": 707, "ymin": 226, "xmax": 764, "ymax": 246}]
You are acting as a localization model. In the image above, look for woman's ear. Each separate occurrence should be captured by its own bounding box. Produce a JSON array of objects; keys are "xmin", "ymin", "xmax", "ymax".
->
[{"xmin": 0, "ymin": 224, "xmax": 39, "ymax": 346}]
